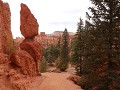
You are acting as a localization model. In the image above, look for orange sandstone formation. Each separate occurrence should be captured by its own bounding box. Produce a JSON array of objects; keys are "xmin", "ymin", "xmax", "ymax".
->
[
  {"xmin": 0, "ymin": 1, "xmax": 43, "ymax": 89},
  {"xmin": 10, "ymin": 50, "xmax": 37, "ymax": 76},
  {"xmin": 20, "ymin": 40, "xmax": 42, "ymax": 75},
  {"xmin": 19, "ymin": 3, "xmax": 42, "ymax": 76},
  {"xmin": 11, "ymin": 3, "xmax": 42, "ymax": 76},
  {"xmin": 20, "ymin": 3, "xmax": 39, "ymax": 38},
  {"xmin": 0, "ymin": 0, "xmax": 14, "ymax": 54}
]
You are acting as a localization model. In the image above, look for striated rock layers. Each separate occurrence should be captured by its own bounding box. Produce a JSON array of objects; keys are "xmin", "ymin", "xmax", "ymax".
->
[{"xmin": 0, "ymin": 0, "xmax": 14, "ymax": 54}]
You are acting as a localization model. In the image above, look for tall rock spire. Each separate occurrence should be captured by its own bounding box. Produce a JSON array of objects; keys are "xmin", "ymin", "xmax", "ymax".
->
[{"xmin": 0, "ymin": 0, "xmax": 14, "ymax": 54}]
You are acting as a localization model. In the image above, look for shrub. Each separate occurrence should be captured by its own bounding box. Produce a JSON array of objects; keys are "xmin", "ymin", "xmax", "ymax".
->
[
  {"xmin": 40, "ymin": 56, "xmax": 47, "ymax": 73},
  {"xmin": 55, "ymin": 56, "xmax": 69, "ymax": 71},
  {"xmin": 59, "ymin": 60, "xmax": 69, "ymax": 71},
  {"xmin": 55, "ymin": 57, "xmax": 61, "ymax": 69}
]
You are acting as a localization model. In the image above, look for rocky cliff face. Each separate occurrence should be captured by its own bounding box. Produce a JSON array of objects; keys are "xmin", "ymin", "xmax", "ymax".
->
[
  {"xmin": 10, "ymin": 50, "xmax": 37, "ymax": 76},
  {"xmin": 20, "ymin": 40, "xmax": 42, "ymax": 75},
  {"xmin": 0, "ymin": 0, "xmax": 14, "ymax": 54},
  {"xmin": 0, "ymin": 1, "xmax": 42, "ymax": 90}
]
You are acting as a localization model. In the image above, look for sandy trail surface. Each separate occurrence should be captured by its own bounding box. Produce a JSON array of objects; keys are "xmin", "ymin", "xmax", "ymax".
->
[{"xmin": 34, "ymin": 72, "xmax": 83, "ymax": 90}]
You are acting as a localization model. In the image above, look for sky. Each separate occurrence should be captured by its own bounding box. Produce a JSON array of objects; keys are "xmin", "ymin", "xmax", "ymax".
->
[{"xmin": 3, "ymin": 0, "xmax": 91, "ymax": 38}]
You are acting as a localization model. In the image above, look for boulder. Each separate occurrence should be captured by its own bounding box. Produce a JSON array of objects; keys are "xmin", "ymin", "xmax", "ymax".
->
[
  {"xmin": 20, "ymin": 3, "xmax": 39, "ymax": 39},
  {"xmin": 10, "ymin": 50, "xmax": 36, "ymax": 76},
  {"xmin": 67, "ymin": 75, "xmax": 81, "ymax": 85},
  {"xmin": 20, "ymin": 40, "xmax": 42, "ymax": 75}
]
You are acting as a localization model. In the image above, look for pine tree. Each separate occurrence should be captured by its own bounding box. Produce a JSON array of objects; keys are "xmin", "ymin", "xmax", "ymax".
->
[
  {"xmin": 43, "ymin": 45, "xmax": 60, "ymax": 66},
  {"xmin": 57, "ymin": 35, "xmax": 61, "ymax": 48},
  {"xmin": 72, "ymin": 18, "xmax": 84, "ymax": 75},
  {"xmin": 80, "ymin": 0, "xmax": 120, "ymax": 90},
  {"xmin": 58, "ymin": 28, "xmax": 69, "ymax": 71}
]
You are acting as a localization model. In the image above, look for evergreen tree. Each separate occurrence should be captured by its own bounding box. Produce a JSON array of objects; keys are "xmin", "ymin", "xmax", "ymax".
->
[
  {"xmin": 43, "ymin": 45, "xmax": 60, "ymax": 66},
  {"xmin": 58, "ymin": 28, "xmax": 69, "ymax": 71},
  {"xmin": 80, "ymin": 0, "xmax": 120, "ymax": 90},
  {"xmin": 57, "ymin": 35, "xmax": 61, "ymax": 48},
  {"xmin": 72, "ymin": 18, "xmax": 84, "ymax": 75},
  {"xmin": 40, "ymin": 56, "xmax": 47, "ymax": 73}
]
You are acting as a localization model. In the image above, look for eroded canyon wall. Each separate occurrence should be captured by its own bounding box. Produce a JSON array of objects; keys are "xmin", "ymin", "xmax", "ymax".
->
[{"xmin": 0, "ymin": 0, "xmax": 14, "ymax": 54}]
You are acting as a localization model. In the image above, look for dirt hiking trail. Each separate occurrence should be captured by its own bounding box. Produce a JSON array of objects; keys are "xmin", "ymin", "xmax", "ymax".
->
[{"xmin": 33, "ymin": 72, "xmax": 83, "ymax": 90}]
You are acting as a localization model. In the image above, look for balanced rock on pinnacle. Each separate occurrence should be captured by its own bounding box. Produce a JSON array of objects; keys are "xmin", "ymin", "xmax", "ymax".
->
[
  {"xmin": 19, "ymin": 3, "xmax": 42, "ymax": 76},
  {"xmin": 20, "ymin": 3, "xmax": 39, "ymax": 39}
]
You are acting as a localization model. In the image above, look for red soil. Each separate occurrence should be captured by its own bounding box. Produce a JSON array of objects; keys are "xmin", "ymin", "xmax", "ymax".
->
[{"xmin": 29, "ymin": 72, "xmax": 83, "ymax": 90}]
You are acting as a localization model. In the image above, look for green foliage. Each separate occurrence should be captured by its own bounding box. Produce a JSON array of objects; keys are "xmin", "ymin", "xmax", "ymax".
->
[
  {"xmin": 57, "ymin": 36, "xmax": 61, "ymax": 48},
  {"xmin": 71, "ymin": 18, "xmax": 84, "ymax": 75},
  {"xmin": 40, "ymin": 56, "xmax": 47, "ymax": 73},
  {"xmin": 43, "ymin": 45, "xmax": 60, "ymax": 65},
  {"xmin": 55, "ymin": 56, "xmax": 61, "ymax": 68},
  {"xmin": 58, "ymin": 60, "xmax": 69, "ymax": 71},
  {"xmin": 56, "ymin": 56, "xmax": 69, "ymax": 71},
  {"xmin": 58, "ymin": 28, "xmax": 69, "ymax": 71},
  {"xmin": 79, "ymin": 0, "xmax": 120, "ymax": 90}
]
